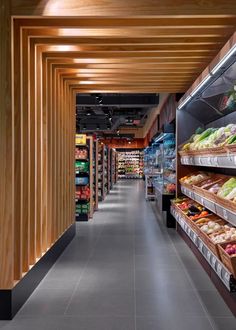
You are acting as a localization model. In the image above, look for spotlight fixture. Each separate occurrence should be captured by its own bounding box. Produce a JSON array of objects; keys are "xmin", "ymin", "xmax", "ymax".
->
[
  {"xmin": 86, "ymin": 109, "xmax": 92, "ymax": 116},
  {"xmin": 128, "ymin": 141, "xmax": 131, "ymax": 144},
  {"xmin": 117, "ymin": 130, "xmax": 120, "ymax": 135}
]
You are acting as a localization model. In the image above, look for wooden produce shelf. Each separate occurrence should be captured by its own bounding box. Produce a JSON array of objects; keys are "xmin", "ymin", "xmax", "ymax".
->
[
  {"xmin": 180, "ymin": 185, "xmax": 236, "ymax": 227},
  {"xmin": 171, "ymin": 205, "xmax": 236, "ymax": 292}
]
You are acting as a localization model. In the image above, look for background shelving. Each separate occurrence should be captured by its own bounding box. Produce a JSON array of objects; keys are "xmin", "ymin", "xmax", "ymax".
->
[
  {"xmin": 75, "ymin": 135, "xmax": 93, "ymax": 221},
  {"xmin": 117, "ymin": 149, "xmax": 144, "ymax": 179}
]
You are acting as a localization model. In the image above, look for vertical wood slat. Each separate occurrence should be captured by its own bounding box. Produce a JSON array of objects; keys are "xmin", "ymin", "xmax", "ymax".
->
[
  {"xmin": 0, "ymin": 0, "xmax": 14, "ymax": 288},
  {"xmin": 21, "ymin": 29, "xmax": 30, "ymax": 273},
  {"xmin": 35, "ymin": 46, "xmax": 42, "ymax": 258},
  {"xmin": 46, "ymin": 58, "xmax": 52, "ymax": 248},
  {"xmin": 42, "ymin": 54, "xmax": 48, "ymax": 253},
  {"xmin": 13, "ymin": 20, "xmax": 22, "ymax": 281},
  {"xmin": 29, "ymin": 35, "xmax": 36, "ymax": 265}
]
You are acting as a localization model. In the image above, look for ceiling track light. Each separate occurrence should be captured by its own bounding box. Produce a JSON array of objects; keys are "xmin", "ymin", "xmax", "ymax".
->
[{"xmin": 177, "ymin": 42, "xmax": 236, "ymax": 110}]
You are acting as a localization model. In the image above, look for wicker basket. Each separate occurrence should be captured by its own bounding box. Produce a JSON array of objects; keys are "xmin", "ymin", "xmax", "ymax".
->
[{"xmin": 218, "ymin": 241, "xmax": 236, "ymax": 278}]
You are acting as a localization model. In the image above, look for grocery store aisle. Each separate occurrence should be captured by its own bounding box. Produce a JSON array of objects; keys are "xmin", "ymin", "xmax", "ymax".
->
[{"xmin": 1, "ymin": 180, "xmax": 236, "ymax": 330}]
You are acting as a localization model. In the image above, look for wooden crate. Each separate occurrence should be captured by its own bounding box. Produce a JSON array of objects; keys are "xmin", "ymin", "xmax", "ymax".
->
[
  {"xmin": 198, "ymin": 219, "xmax": 227, "ymax": 259},
  {"xmin": 218, "ymin": 241, "xmax": 236, "ymax": 278}
]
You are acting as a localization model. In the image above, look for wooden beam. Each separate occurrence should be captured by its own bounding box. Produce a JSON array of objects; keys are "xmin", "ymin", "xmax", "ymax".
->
[{"xmin": 11, "ymin": 1, "xmax": 236, "ymax": 16}]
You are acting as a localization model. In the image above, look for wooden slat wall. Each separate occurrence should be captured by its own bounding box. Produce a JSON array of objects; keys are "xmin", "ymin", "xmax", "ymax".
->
[{"xmin": 0, "ymin": 16, "xmax": 76, "ymax": 289}]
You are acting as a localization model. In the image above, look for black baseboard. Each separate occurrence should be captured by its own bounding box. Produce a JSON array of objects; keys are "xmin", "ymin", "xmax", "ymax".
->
[{"xmin": 0, "ymin": 223, "xmax": 75, "ymax": 320}]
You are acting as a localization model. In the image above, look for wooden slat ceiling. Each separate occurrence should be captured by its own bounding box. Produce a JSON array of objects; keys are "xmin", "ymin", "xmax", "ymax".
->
[{"xmin": 16, "ymin": 14, "xmax": 236, "ymax": 93}]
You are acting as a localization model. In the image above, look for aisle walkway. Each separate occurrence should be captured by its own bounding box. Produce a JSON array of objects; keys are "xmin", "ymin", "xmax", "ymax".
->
[{"xmin": 1, "ymin": 181, "xmax": 236, "ymax": 329}]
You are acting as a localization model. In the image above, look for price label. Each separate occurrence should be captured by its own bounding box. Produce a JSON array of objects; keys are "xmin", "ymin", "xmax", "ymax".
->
[
  {"xmin": 213, "ymin": 157, "xmax": 218, "ymax": 167},
  {"xmin": 223, "ymin": 209, "xmax": 228, "ymax": 221},
  {"xmin": 234, "ymin": 155, "xmax": 236, "ymax": 166},
  {"xmin": 224, "ymin": 272, "xmax": 230, "ymax": 282},
  {"xmin": 199, "ymin": 157, "xmax": 203, "ymax": 165},
  {"xmin": 217, "ymin": 263, "xmax": 222, "ymax": 277},
  {"xmin": 207, "ymin": 250, "xmax": 211, "ymax": 261},
  {"xmin": 199, "ymin": 241, "xmax": 203, "ymax": 252},
  {"xmin": 193, "ymin": 233, "xmax": 198, "ymax": 245},
  {"xmin": 201, "ymin": 197, "xmax": 205, "ymax": 206},
  {"xmin": 211, "ymin": 256, "xmax": 216, "ymax": 268}
]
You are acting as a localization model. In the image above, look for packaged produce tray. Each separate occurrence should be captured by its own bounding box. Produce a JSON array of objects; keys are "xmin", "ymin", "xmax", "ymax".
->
[{"xmin": 218, "ymin": 241, "xmax": 236, "ymax": 278}]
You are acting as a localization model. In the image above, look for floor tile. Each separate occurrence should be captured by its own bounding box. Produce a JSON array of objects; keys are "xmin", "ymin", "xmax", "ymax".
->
[
  {"xmin": 135, "ymin": 289, "xmax": 206, "ymax": 317},
  {"xmin": 210, "ymin": 317, "xmax": 236, "ymax": 330},
  {"xmin": 57, "ymin": 316, "xmax": 135, "ymax": 330},
  {"xmin": 197, "ymin": 291, "xmax": 234, "ymax": 317},
  {"xmin": 66, "ymin": 289, "xmax": 135, "ymax": 317},
  {"xmin": 136, "ymin": 316, "xmax": 213, "ymax": 330}
]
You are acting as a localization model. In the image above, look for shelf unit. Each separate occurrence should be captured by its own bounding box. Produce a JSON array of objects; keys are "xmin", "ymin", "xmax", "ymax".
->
[
  {"xmin": 117, "ymin": 149, "xmax": 144, "ymax": 179},
  {"xmin": 176, "ymin": 38, "xmax": 236, "ymax": 314},
  {"xmin": 110, "ymin": 148, "xmax": 116, "ymax": 189},
  {"xmin": 75, "ymin": 135, "xmax": 93, "ymax": 221},
  {"xmin": 93, "ymin": 139, "xmax": 99, "ymax": 211},
  {"xmin": 98, "ymin": 143, "xmax": 105, "ymax": 201},
  {"xmin": 171, "ymin": 205, "xmax": 236, "ymax": 292}
]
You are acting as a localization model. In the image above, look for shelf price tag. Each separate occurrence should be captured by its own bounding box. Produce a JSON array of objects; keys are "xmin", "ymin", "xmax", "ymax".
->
[
  {"xmin": 217, "ymin": 263, "xmax": 222, "ymax": 277},
  {"xmin": 223, "ymin": 209, "xmax": 228, "ymax": 221},
  {"xmin": 207, "ymin": 250, "xmax": 211, "ymax": 262},
  {"xmin": 207, "ymin": 157, "xmax": 212, "ymax": 166},
  {"xmin": 201, "ymin": 197, "xmax": 205, "ymax": 206},
  {"xmin": 193, "ymin": 233, "xmax": 198, "ymax": 245},
  {"xmin": 211, "ymin": 256, "xmax": 217, "ymax": 269},
  {"xmin": 213, "ymin": 157, "xmax": 218, "ymax": 167},
  {"xmin": 224, "ymin": 272, "xmax": 230, "ymax": 283},
  {"xmin": 234, "ymin": 155, "xmax": 236, "ymax": 166},
  {"xmin": 199, "ymin": 240, "xmax": 203, "ymax": 252}
]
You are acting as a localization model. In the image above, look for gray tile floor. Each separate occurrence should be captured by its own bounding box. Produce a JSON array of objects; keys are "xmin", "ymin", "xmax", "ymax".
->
[{"xmin": 1, "ymin": 180, "xmax": 236, "ymax": 329}]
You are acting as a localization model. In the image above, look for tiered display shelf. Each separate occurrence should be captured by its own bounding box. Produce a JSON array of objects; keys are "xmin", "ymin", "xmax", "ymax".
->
[
  {"xmin": 176, "ymin": 41, "xmax": 236, "ymax": 314},
  {"xmin": 117, "ymin": 150, "xmax": 144, "ymax": 179},
  {"xmin": 93, "ymin": 139, "xmax": 99, "ymax": 211},
  {"xmin": 75, "ymin": 135, "xmax": 93, "ymax": 221},
  {"xmin": 171, "ymin": 203, "xmax": 236, "ymax": 291}
]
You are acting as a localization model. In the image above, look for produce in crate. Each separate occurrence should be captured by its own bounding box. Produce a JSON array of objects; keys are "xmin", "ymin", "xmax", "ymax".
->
[
  {"xmin": 210, "ymin": 226, "xmax": 236, "ymax": 244},
  {"xmin": 181, "ymin": 124, "xmax": 236, "ymax": 151},
  {"xmin": 200, "ymin": 221, "xmax": 222, "ymax": 235},
  {"xmin": 180, "ymin": 173, "xmax": 209, "ymax": 185},
  {"xmin": 224, "ymin": 244, "xmax": 236, "ymax": 256},
  {"xmin": 217, "ymin": 178, "xmax": 236, "ymax": 200}
]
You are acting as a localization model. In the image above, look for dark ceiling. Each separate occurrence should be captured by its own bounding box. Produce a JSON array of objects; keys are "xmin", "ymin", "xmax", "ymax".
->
[{"xmin": 76, "ymin": 93, "xmax": 159, "ymax": 137}]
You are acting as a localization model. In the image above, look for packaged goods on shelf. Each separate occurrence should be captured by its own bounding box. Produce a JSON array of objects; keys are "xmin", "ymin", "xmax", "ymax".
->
[
  {"xmin": 75, "ymin": 160, "xmax": 89, "ymax": 173},
  {"xmin": 117, "ymin": 150, "xmax": 144, "ymax": 179},
  {"xmin": 75, "ymin": 176, "xmax": 89, "ymax": 186},
  {"xmin": 75, "ymin": 147, "xmax": 88, "ymax": 159}
]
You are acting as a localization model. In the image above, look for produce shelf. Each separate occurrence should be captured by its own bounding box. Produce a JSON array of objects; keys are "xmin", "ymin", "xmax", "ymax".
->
[
  {"xmin": 171, "ymin": 205, "xmax": 236, "ymax": 292},
  {"xmin": 180, "ymin": 154, "xmax": 236, "ymax": 168},
  {"xmin": 180, "ymin": 185, "xmax": 236, "ymax": 227}
]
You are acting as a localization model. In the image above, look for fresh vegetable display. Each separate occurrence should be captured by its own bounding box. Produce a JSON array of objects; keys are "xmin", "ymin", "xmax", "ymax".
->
[
  {"xmin": 181, "ymin": 124, "xmax": 236, "ymax": 151},
  {"xmin": 210, "ymin": 226, "xmax": 236, "ymax": 244},
  {"xmin": 224, "ymin": 243, "xmax": 236, "ymax": 256},
  {"xmin": 180, "ymin": 173, "xmax": 209, "ymax": 185},
  {"xmin": 217, "ymin": 178, "xmax": 236, "ymax": 201}
]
